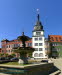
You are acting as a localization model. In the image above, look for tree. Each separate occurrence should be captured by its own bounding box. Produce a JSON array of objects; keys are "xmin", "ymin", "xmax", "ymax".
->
[
  {"xmin": 5, "ymin": 53, "xmax": 9, "ymax": 57},
  {"xmin": 11, "ymin": 53, "xmax": 16, "ymax": 57},
  {"xmin": 0, "ymin": 53, "xmax": 4, "ymax": 57}
]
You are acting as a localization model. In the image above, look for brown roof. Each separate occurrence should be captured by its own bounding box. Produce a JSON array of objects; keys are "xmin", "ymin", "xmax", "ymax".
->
[{"xmin": 48, "ymin": 35, "xmax": 62, "ymax": 42}]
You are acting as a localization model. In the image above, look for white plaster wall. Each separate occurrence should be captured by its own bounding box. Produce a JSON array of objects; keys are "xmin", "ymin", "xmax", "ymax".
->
[{"xmin": 32, "ymin": 31, "xmax": 47, "ymax": 58}]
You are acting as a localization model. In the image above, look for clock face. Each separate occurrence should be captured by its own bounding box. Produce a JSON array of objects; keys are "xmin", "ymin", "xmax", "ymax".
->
[
  {"xmin": 34, "ymin": 26, "xmax": 41, "ymax": 30},
  {"xmin": 36, "ymin": 26, "xmax": 41, "ymax": 30}
]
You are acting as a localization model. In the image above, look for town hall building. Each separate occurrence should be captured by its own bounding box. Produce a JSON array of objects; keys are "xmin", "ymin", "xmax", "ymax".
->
[
  {"xmin": 1, "ymin": 13, "xmax": 50, "ymax": 59},
  {"xmin": 32, "ymin": 14, "xmax": 47, "ymax": 58}
]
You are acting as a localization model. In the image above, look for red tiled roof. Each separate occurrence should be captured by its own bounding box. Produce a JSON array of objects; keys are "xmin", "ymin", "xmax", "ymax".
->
[{"xmin": 48, "ymin": 35, "xmax": 62, "ymax": 42}]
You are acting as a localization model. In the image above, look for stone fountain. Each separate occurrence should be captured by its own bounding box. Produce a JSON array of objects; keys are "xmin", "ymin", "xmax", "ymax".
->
[{"xmin": 14, "ymin": 32, "xmax": 35, "ymax": 64}]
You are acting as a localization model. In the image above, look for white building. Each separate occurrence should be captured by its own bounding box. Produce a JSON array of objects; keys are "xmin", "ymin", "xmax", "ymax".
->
[{"xmin": 32, "ymin": 13, "xmax": 47, "ymax": 59}]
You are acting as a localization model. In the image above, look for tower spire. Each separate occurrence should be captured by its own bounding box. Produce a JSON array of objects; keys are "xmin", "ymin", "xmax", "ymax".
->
[
  {"xmin": 33, "ymin": 9, "xmax": 43, "ymax": 31},
  {"xmin": 37, "ymin": 9, "xmax": 40, "ymax": 21}
]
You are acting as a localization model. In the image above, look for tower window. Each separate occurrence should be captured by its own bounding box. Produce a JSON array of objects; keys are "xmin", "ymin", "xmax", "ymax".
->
[
  {"xmin": 35, "ymin": 48, "xmax": 38, "ymax": 51},
  {"xmin": 39, "ymin": 53, "xmax": 43, "ymax": 57},
  {"xmin": 39, "ymin": 38, "xmax": 42, "ymax": 40},
  {"xmin": 39, "ymin": 43, "xmax": 43, "ymax": 46},
  {"xmin": 35, "ymin": 43, "xmax": 38, "ymax": 46},
  {"xmin": 35, "ymin": 38, "xmax": 38, "ymax": 41},
  {"xmin": 34, "ymin": 53, "xmax": 38, "ymax": 57},
  {"xmin": 39, "ymin": 48, "xmax": 43, "ymax": 51},
  {"xmin": 36, "ymin": 32, "xmax": 41, "ymax": 35}
]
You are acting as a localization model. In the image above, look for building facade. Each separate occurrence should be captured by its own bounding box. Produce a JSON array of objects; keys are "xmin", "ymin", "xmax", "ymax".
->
[
  {"xmin": 1, "ymin": 39, "xmax": 32, "ymax": 55},
  {"xmin": 48, "ymin": 35, "xmax": 62, "ymax": 58},
  {"xmin": 32, "ymin": 14, "xmax": 47, "ymax": 58},
  {"xmin": 1, "ymin": 13, "xmax": 50, "ymax": 59}
]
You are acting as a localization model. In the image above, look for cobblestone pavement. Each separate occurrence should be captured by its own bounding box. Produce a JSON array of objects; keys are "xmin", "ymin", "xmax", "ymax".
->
[{"xmin": 52, "ymin": 58, "xmax": 62, "ymax": 75}]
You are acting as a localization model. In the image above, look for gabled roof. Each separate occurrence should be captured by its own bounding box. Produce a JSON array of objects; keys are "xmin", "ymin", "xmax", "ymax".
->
[{"xmin": 48, "ymin": 35, "xmax": 62, "ymax": 42}]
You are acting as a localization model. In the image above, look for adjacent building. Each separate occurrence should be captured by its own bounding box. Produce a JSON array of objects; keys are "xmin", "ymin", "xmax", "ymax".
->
[
  {"xmin": 1, "ymin": 39, "xmax": 32, "ymax": 55},
  {"xmin": 48, "ymin": 35, "xmax": 62, "ymax": 58}
]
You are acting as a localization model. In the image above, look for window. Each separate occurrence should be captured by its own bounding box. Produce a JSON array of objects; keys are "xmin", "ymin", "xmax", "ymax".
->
[
  {"xmin": 2, "ymin": 42, "xmax": 6, "ymax": 45},
  {"xmin": 45, "ymin": 48, "xmax": 48, "ymax": 50},
  {"xmin": 39, "ymin": 38, "xmax": 42, "ymax": 40},
  {"xmin": 45, "ymin": 42, "xmax": 48, "ymax": 45},
  {"xmin": 60, "ymin": 43, "xmax": 62, "ymax": 46},
  {"xmin": 35, "ymin": 48, "xmax": 38, "ymax": 51},
  {"xmin": 6, "ymin": 50, "xmax": 8, "ymax": 53},
  {"xmin": 35, "ymin": 43, "xmax": 38, "ymax": 46},
  {"xmin": 56, "ymin": 37, "xmax": 58, "ymax": 41},
  {"xmin": 9, "ymin": 50, "xmax": 10, "ymax": 52},
  {"xmin": 35, "ymin": 38, "xmax": 38, "ymax": 41},
  {"xmin": 51, "ymin": 37, "xmax": 54, "ymax": 41},
  {"xmin": 28, "ymin": 43, "xmax": 32, "ymax": 46},
  {"xmin": 6, "ymin": 46, "xmax": 8, "ymax": 48},
  {"xmin": 52, "ymin": 43, "xmax": 57, "ymax": 46},
  {"xmin": 55, "ymin": 43, "xmax": 58, "ymax": 46},
  {"xmin": 11, "ymin": 50, "xmax": 14, "ymax": 52},
  {"xmin": 52, "ymin": 48, "xmax": 56, "ymax": 51},
  {"xmin": 2, "ymin": 50, "xmax": 4, "ymax": 53},
  {"xmin": 30, "ymin": 43, "xmax": 32, "ymax": 46},
  {"xmin": 14, "ymin": 44, "xmax": 19, "ymax": 47},
  {"xmin": 36, "ymin": 32, "xmax": 41, "ymax": 35},
  {"xmin": 2, "ymin": 46, "xmax": 5, "ymax": 48},
  {"xmin": 6, "ymin": 45, "xmax": 10, "ymax": 48},
  {"xmin": 18, "ymin": 44, "xmax": 20, "ymax": 47},
  {"xmin": 39, "ymin": 48, "xmax": 43, "ymax": 51},
  {"xmin": 57, "ymin": 48, "xmax": 60, "ymax": 51},
  {"xmin": 9, "ymin": 45, "xmax": 10, "ymax": 48},
  {"xmin": 34, "ymin": 53, "xmax": 38, "ymax": 57},
  {"xmin": 39, "ymin": 53, "xmax": 43, "ymax": 57},
  {"xmin": 53, "ymin": 44, "xmax": 55, "ymax": 46},
  {"xmin": 59, "ymin": 37, "xmax": 62, "ymax": 41},
  {"xmin": 39, "ymin": 43, "xmax": 42, "ymax": 46}
]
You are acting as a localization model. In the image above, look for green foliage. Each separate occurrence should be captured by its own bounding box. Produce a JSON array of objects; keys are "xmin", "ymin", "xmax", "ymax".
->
[
  {"xmin": 11, "ymin": 53, "xmax": 16, "ymax": 57},
  {"xmin": 5, "ymin": 53, "xmax": 9, "ymax": 57},
  {"xmin": 0, "ymin": 53, "xmax": 4, "ymax": 57}
]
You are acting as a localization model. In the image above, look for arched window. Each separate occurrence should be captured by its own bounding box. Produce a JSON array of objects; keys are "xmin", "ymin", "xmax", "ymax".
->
[
  {"xmin": 39, "ymin": 53, "xmax": 43, "ymax": 57},
  {"xmin": 34, "ymin": 53, "xmax": 38, "ymax": 57}
]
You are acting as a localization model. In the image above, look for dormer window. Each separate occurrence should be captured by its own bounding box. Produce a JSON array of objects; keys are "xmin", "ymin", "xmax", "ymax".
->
[
  {"xmin": 56, "ymin": 37, "xmax": 58, "ymax": 41},
  {"xmin": 51, "ymin": 37, "xmax": 54, "ymax": 41},
  {"xmin": 59, "ymin": 37, "xmax": 62, "ymax": 41}
]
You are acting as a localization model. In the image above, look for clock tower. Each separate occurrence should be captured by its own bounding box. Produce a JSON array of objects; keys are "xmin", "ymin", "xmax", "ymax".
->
[{"xmin": 32, "ymin": 11, "xmax": 47, "ymax": 59}]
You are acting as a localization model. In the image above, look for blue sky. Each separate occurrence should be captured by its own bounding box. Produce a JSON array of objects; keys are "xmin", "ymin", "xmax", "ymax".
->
[{"xmin": 0, "ymin": 0, "xmax": 62, "ymax": 43}]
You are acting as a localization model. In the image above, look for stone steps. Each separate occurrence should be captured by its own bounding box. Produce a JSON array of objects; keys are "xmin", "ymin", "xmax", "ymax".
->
[
  {"xmin": 50, "ymin": 70, "xmax": 61, "ymax": 75},
  {"xmin": 50, "ymin": 58, "xmax": 62, "ymax": 75}
]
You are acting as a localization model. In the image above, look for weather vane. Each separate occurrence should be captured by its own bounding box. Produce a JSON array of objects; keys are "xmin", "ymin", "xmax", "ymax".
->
[
  {"xmin": 37, "ymin": 9, "xmax": 40, "ymax": 21},
  {"xmin": 37, "ymin": 9, "xmax": 40, "ymax": 14}
]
